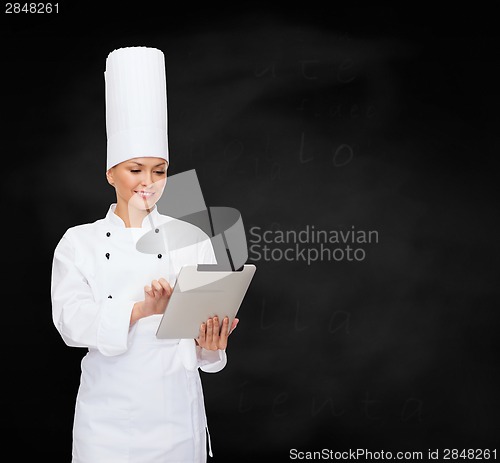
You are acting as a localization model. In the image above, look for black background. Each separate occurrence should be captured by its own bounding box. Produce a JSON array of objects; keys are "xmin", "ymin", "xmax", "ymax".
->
[{"xmin": 3, "ymin": 2, "xmax": 499, "ymax": 461}]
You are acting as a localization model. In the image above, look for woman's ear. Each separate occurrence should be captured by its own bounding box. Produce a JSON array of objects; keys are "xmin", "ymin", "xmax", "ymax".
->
[{"xmin": 106, "ymin": 168, "xmax": 115, "ymax": 186}]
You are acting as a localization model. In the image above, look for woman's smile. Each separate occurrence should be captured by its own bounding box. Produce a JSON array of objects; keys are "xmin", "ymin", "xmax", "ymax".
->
[{"xmin": 135, "ymin": 190, "xmax": 156, "ymax": 199}]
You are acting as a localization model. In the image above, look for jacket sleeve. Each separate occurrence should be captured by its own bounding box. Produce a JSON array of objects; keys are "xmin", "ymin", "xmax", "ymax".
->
[
  {"xmin": 51, "ymin": 235, "xmax": 134, "ymax": 356},
  {"xmin": 195, "ymin": 235, "xmax": 228, "ymax": 372},
  {"xmin": 197, "ymin": 346, "xmax": 227, "ymax": 373}
]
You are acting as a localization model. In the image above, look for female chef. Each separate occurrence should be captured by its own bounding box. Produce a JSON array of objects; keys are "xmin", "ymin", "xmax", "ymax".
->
[{"xmin": 51, "ymin": 46, "xmax": 237, "ymax": 462}]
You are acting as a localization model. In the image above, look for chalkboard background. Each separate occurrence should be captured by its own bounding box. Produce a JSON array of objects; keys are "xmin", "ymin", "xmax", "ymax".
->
[{"xmin": 3, "ymin": 3, "xmax": 499, "ymax": 461}]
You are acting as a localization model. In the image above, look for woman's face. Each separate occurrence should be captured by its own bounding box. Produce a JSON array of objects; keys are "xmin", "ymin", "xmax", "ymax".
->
[{"xmin": 106, "ymin": 157, "xmax": 168, "ymax": 211}]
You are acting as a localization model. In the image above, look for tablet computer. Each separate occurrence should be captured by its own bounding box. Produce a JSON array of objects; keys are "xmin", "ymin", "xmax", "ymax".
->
[{"xmin": 156, "ymin": 264, "xmax": 257, "ymax": 339}]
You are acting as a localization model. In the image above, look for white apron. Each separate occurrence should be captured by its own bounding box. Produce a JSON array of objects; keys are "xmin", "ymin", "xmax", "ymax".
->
[{"xmin": 51, "ymin": 205, "xmax": 226, "ymax": 463}]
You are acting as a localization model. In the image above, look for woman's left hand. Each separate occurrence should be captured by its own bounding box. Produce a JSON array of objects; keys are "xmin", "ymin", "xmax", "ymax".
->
[{"xmin": 196, "ymin": 316, "xmax": 239, "ymax": 351}]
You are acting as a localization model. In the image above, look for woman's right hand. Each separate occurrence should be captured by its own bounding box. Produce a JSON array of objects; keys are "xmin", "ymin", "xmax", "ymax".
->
[{"xmin": 130, "ymin": 278, "xmax": 173, "ymax": 325}]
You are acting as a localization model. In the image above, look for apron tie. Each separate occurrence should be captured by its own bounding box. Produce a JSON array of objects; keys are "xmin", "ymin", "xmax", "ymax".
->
[{"xmin": 206, "ymin": 426, "xmax": 213, "ymax": 457}]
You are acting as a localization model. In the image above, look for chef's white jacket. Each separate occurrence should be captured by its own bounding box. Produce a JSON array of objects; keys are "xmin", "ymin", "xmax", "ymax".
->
[{"xmin": 51, "ymin": 204, "xmax": 226, "ymax": 462}]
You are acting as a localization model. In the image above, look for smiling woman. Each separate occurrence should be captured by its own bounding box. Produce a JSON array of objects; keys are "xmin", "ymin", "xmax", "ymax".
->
[
  {"xmin": 50, "ymin": 46, "xmax": 237, "ymax": 463},
  {"xmin": 105, "ymin": 157, "xmax": 168, "ymax": 227}
]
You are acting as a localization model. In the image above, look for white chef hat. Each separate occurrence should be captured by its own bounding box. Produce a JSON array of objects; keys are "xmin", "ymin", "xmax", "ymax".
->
[{"xmin": 104, "ymin": 46, "xmax": 169, "ymax": 170}]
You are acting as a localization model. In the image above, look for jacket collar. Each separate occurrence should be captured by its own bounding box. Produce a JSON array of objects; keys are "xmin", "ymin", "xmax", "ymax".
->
[{"xmin": 105, "ymin": 203, "xmax": 161, "ymax": 230}]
